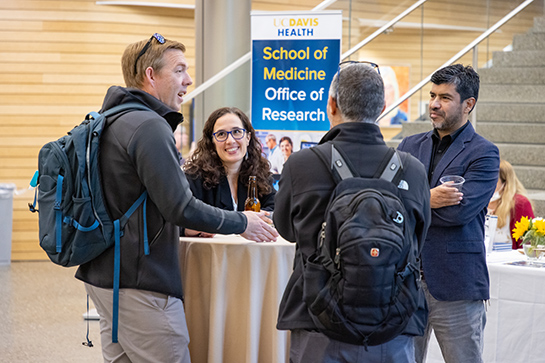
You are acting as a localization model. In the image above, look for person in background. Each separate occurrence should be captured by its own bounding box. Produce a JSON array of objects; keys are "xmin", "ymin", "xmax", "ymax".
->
[
  {"xmin": 378, "ymin": 66, "xmax": 408, "ymax": 126},
  {"xmin": 488, "ymin": 159, "xmax": 534, "ymax": 249},
  {"xmin": 274, "ymin": 61, "xmax": 431, "ymax": 362},
  {"xmin": 183, "ymin": 107, "xmax": 275, "ymax": 237},
  {"xmin": 398, "ymin": 64, "xmax": 499, "ymax": 363},
  {"xmin": 174, "ymin": 124, "xmax": 184, "ymax": 165},
  {"xmin": 271, "ymin": 136, "xmax": 293, "ymax": 174},
  {"xmin": 266, "ymin": 133, "xmax": 283, "ymax": 172},
  {"xmin": 75, "ymin": 34, "xmax": 277, "ymax": 363}
]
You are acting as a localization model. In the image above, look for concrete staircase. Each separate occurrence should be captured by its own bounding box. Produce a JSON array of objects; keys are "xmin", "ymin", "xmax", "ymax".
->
[{"xmin": 389, "ymin": 17, "xmax": 545, "ymax": 217}]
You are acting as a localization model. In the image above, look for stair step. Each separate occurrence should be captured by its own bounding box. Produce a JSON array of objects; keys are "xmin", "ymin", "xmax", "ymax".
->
[
  {"xmin": 480, "ymin": 84, "xmax": 545, "ymax": 103},
  {"xmin": 398, "ymin": 120, "xmax": 545, "ymax": 145},
  {"xmin": 514, "ymin": 165, "xmax": 545, "ymax": 190},
  {"xmin": 400, "ymin": 121, "xmax": 431, "ymax": 138},
  {"xmin": 513, "ymin": 32, "xmax": 545, "ymax": 51},
  {"xmin": 528, "ymin": 189, "xmax": 545, "ymax": 217},
  {"xmin": 496, "ymin": 143, "xmax": 545, "ymax": 167},
  {"xmin": 476, "ymin": 103, "xmax": 545, "ymax": 123},
  {"xmin": 477, "ymin": 123, "xmax": 545, "ymax": 144},
  {"xmin": 532, "ymin": 17, "xmax": 545, "ymax": 33},
  {"xmin": 493, "ymin": 50, "xmax": 545, "ymax": 67},
  {"xmin": 479, "ymin": 67, "xmax": 545, "ymax": 85}
]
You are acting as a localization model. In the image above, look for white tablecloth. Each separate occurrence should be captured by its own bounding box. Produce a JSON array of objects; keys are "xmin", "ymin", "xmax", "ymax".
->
[
  {"xmin": 427, "ymin": 250, "xmax": 545, "ymax": 362},
  {"xmin": 179, "ymin": 234, "xmax": 295, "ymax": 363}
]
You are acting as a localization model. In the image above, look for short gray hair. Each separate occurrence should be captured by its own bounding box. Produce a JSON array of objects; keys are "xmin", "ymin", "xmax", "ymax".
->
[{"xmin": 329, "ymin": 63, "xmax": 385, "ymax": 123}]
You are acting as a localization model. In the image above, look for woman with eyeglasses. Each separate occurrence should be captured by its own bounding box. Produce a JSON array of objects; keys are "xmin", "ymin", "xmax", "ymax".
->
[{"xmin": 182, "ymin": 107, "xmax": 275, "ymax": 237}]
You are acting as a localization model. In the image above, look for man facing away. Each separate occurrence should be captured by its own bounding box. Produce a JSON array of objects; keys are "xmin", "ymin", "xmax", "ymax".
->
[
  {"xmin": 75, "ymin": 34, "xmax": 277, "ymax": 363},
  {"xmin": 273, "ymin": 62, "xmax": 431, "ymax": 362},
  {"xmin": 397, "ymin": 64, "xmax": 500, "ymax": 363}
]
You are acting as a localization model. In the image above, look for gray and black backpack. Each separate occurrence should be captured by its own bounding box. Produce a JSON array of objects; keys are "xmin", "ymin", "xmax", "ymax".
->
[{"xmin": 302, "ymin": 142, "xmax": 424, "ymax": 347}]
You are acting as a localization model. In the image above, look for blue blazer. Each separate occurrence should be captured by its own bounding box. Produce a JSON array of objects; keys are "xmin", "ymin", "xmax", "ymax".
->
[{"xmin": 398, "ymin": 122, "xmax": 499, "ymax": 301}]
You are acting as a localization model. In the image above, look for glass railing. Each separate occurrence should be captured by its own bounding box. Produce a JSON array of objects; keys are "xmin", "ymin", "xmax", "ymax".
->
[
  {"xmin": 182, "ymin": 0, "xmax": 544, "ymax": 144},
  {"xmin": 324, "ymin": 0, "xmax": 543, "ymax": 130}
]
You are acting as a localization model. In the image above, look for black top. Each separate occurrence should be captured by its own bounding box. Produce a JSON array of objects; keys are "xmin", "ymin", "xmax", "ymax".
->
[
  {"xmin": 186, "ymin": 173, "xmax": 275, "ymax": 212},
  {"xmin": 429, "ymin": 121, "xmax": 469, "ymax": 182}
]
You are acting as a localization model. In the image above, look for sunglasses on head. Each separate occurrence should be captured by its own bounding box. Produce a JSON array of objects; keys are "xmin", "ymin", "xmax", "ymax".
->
[{"xmin": 134, "ymin": 33, "xmax": 165, "ymax": 75}]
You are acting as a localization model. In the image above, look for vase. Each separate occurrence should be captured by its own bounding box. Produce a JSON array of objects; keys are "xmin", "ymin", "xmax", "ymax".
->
[
  {"xmin": 523, "ymin": 243, "xmax": 537, "ymax": 263},
  {"xmin": 533, "ymin": 246, "xmax": 545, "ymax": 261}
]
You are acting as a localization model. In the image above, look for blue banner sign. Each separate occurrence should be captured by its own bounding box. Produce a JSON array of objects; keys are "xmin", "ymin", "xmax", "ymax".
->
[{"xmin": 251, "ymin": 11, "xmax": 342, "ymax": 132}]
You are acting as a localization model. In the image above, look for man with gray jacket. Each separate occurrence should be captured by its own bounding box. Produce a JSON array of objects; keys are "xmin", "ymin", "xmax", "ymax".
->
[{"xmin": 76, "ymin": 34, "xmax": 277, "ymax": 363}]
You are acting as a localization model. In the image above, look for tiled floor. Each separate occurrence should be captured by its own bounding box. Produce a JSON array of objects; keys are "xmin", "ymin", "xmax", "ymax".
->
[{"xmin": 0, "ymin": 261, "xmax": 103, "ymax": 362}]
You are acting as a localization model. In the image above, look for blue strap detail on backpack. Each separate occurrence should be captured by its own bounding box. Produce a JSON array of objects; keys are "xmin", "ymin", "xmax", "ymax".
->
[
  {"xmin": 55, "ymin": 175, "xmax": 64, "ymax": 253},
  {"xmin": 28, "ymin": 171, "xmax": 40, "ymax": 213},
  {"xmin": 112, "ymin": 218, "xmax": 121, "ymax": 343},
  {"xmin": 87, "ymin": 111, "xmax": 100, "ymax": 120},
  {"xmin": 143, "ymin": 195, "xmax": 149, "ymax": 255},
  {"xmin": 63, "ymin": 217, "xmax": 100, "ymax": 232},
  {"xmin": 30, "ymin": 170, "xmax": 39, "ymax": 188},
  {"xmin": 111, "ymin": 190, "xmax": 148, "ymax": 343}
]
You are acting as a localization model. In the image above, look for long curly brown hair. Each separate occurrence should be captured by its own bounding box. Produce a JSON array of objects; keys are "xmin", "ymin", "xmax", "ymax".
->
[{"xmin": 183, "ymin": 107, "xmax": 272, "ymax": 196}]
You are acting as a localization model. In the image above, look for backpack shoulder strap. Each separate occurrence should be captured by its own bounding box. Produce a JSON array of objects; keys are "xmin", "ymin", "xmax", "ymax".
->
[
  {"xmin": 312, "ymin": 143, "xmax": 405, "ymax": 185},
  {"xmin": 86, "ymin": 102, "xmax": 152, "ymax": 122},
  {"xmin": 311, "ymin": 142, "xmax": 356, "ymax": 183},
  {"xmin": 102, "ymin": 102, "xmax": 152, "ymax": 118},
  {"xmin": 377, "ymin": 148, "xmax": 404, "ymax": 184}
]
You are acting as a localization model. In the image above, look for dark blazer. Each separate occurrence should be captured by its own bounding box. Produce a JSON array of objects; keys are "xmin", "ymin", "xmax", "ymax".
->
[
  {"xmin": 186, "ymin": 174, "xmax": 275, "ymax": 212},
  {"xmin": 398, "ymin": 121, "xmax": 500, "ymax": 301}
]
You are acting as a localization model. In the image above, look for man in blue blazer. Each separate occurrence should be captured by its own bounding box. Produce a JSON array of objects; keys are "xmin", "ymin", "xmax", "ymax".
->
[{"xmin": 398, "ymin": 64, "xmax": 499, "ymax": 363}]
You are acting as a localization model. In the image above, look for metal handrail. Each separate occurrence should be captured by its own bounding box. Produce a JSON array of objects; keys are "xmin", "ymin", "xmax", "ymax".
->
[
  {"xmin": 376, "ymin": 0, "xmax": 535, "ymax": 123},
  {"xmin": 342, "ymin": 0, "xmax": 427, "ymax": 60},
  {"xmin": 183, "ymin": 0, "xmax": 428, "ymax": 104}
]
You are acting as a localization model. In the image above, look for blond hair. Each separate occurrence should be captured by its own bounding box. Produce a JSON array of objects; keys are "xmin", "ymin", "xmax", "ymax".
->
[
  {"xmin": 121, "ymin": 36, "xmax": 186, "ymax": 89},
  {"xmin": 495, "ymin": 159, "xmax": 533, "ymax": 228}
]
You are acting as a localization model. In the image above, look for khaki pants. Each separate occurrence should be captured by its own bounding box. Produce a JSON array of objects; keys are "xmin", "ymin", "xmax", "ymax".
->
[{"xmin": 85, "ymin": 283, "xmax": 191, "ymax": 363}]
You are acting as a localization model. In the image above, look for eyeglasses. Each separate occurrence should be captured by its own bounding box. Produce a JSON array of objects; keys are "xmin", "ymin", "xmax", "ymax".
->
[
  {"xmin": 212, "ymin": 128, "xmax": 246, "ymax": 142},
  {"xmin": 134, "ymin": 33, "xmax": 166, "ymax": 75},
  {"xmin": 334, "ymin": 61, "xmax": 380, "ymax": 106}
]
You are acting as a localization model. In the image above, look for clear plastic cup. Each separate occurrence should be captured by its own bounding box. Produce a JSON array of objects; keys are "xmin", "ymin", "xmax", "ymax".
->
[{"xmin": 439, "ymin": 175, "xmax": 465, "ymax": 192}]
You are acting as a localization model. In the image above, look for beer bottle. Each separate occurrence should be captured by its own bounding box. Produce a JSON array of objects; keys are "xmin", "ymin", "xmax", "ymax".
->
[{"xmin": 244, "ymin": 176, "xmax": 261, "ymax": 212}]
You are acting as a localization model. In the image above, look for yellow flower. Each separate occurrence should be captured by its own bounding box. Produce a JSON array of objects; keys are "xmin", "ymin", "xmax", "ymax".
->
[
  {"xmin": 512, "ymin": 216, "xmax": 531, "ymax": 241},
  {"xmin": 534, "ymin": 219, "xmax": 545, "ymax": 236}
]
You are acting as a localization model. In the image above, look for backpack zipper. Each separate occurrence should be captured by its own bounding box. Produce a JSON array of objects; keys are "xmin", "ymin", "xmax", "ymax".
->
[
  {"xmin": 50, "ymin": 141, "xmax": 73, "ymax": 204},
  {"xmin": 86, "ymin": 122, "xmax": 104, "ymax": 230}
]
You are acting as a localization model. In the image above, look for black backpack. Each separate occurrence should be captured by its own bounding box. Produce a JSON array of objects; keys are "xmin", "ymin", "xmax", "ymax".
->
[
  {"xmin": 29, "ymin": 102, "xmax": 152, "ymax": 344},
  {"xmin": 302, "ymin": 143, "xmax": 423, "ymax": 347}
]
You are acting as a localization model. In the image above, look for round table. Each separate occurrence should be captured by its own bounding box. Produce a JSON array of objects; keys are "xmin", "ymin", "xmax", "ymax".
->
[{"xmin": 179, "ymin": 234, "xmax": 295, "ymax": 363}]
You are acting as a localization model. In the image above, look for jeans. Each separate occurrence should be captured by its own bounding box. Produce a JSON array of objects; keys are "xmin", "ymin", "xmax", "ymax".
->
[
  {"xmin": 415, "ymin": 281, "xmax": 486, "ymax": 363},
  {"xmin": 290, "ymin": 329, "xmax": 415, "ymax": 363}
]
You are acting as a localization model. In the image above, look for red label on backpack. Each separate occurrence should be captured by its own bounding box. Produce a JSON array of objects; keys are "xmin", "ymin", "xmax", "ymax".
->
[{"xmin": 370, "ymin": 248, "xmax": 380, "ymax": 257}]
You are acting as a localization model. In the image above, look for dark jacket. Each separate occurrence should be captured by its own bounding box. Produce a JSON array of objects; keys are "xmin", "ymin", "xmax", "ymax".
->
[
  {"xmin": 274, "ymin": 122, "xmax": 431, "ymax": 335},
  {"xmin": 186, "ymin": 174, "xmax": 275, "ymax": 212},
  {"xmin": 75, "ymin": 86, "xmax": 247, "ymax": 299},
  {"xmin": 398, "ymin": 121, "xmax": 499, "ymax": 301}
]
